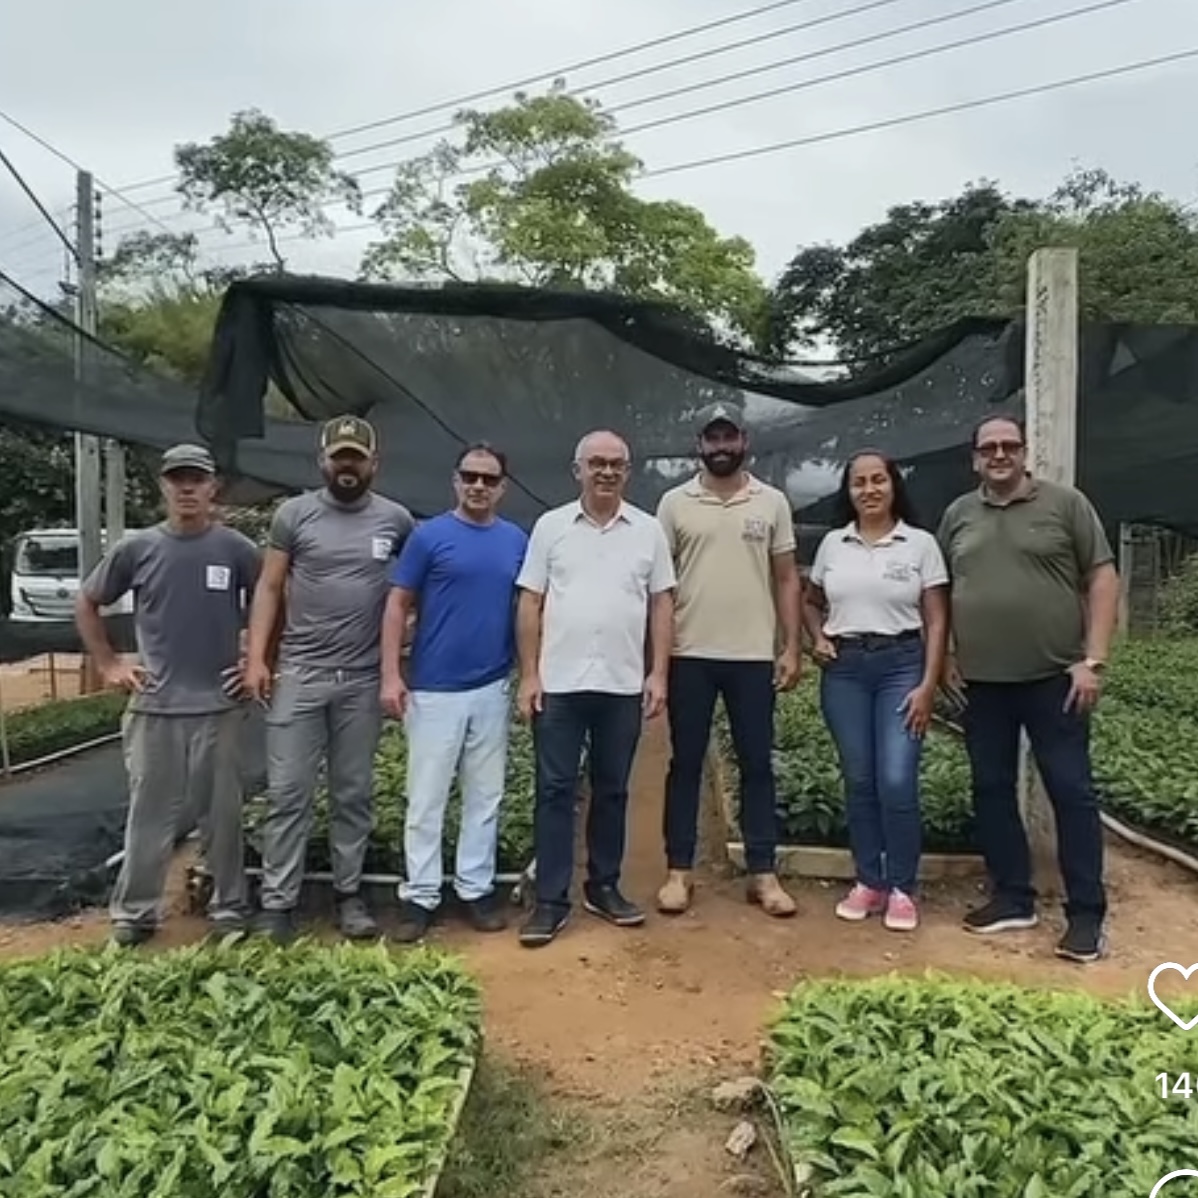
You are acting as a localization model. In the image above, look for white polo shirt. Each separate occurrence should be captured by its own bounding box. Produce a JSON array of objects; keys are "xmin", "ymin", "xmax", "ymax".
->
[
  {"xmin": 517, "ymin": 500, "xmax": 676, "ymax": 695},
  {"xmin": 809, "ymin": 521, "xmax": 948, "ymax": 637}
]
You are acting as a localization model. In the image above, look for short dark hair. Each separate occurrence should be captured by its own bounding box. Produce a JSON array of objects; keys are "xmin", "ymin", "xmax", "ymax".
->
[
  {"xmin": 972, "ymin": 415, "xmax": 1025, "ymax": 449},
  {"xmin": 455, "ymin": 441, "xmax": 508, "ymax": 477},
  {"xmin": 832, "ymin": 448, "xmax": 921, "ymax": 528}
]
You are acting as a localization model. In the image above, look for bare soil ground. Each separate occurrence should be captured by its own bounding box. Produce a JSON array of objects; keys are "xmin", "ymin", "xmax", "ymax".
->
[
  {"xmin": 3, "ymin": 722, "xmax": 1198, "ymax": 1196},
  {"xmin": 0, "ymin": 654, "xmax": 86, "ymax": 710}
]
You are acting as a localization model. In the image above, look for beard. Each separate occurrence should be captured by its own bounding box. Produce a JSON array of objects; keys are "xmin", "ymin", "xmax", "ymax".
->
[
  {"xmin": 701, "ymin": 449, "xmax": 745, "ymax": 478},
  {"xmin": 325, "ymin": 471, "xmax": 370, "ymax": 503}
]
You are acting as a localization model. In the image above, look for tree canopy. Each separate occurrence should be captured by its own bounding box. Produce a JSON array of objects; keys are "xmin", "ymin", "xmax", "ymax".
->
[{"xmin": 767, "ymin": 169, "xmax": 1198, "ymax": 363}]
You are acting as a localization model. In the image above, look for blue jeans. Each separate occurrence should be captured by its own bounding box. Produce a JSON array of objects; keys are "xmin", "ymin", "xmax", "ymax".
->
[
  {"xmin": 961, "ymin": 674, "xmax": 1105, "ymax": 919},
  {"xmin": 819, "ymin": 635, "xmax": 925, "ymax": 895},
  {"xmin": 400, "ymin": 678, "xmax": 510, "ymax": 910},
  {"xmin": 533, "ymin": 691, "xmax": 643, "ymax": 913}
]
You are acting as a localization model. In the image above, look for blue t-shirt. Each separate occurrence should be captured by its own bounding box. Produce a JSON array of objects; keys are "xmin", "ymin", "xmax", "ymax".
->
[{"xmin": 391, "ymin": 512, "xmax": 528, "ymax": 692}]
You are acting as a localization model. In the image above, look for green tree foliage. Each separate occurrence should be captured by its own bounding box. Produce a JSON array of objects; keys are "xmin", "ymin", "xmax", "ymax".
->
[
  {"xmin": 768, "ymin": 168, "xmax": 1198, "ymax": 362},
  {"xmin": 175, "ymin": 109, "xmax": 362, "ymax": 270},
  {"xmin": 361, "ymin": 82, "xmax": 768, "ymax": 341}
]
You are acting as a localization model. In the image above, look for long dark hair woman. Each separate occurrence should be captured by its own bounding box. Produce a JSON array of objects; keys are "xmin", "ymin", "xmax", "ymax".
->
[{"xmin": 801, "ymin": 450, "xmax": 950, "ymax": 931}]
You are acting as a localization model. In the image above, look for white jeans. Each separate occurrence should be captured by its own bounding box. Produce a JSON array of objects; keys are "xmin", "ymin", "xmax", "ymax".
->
[{"xmin": 400, "ymin": 677, "xmax": 510, "ymax": 909}]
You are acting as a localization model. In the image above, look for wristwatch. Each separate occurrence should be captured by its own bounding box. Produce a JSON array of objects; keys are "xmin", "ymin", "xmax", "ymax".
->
[{"xmin": 1082, "ymin": 657, "xmax": 1106, "ymax": 674}]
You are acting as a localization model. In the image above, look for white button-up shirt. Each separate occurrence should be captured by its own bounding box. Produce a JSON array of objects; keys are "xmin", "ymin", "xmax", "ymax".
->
[{"xmin": 517, "ymin": 500, "xmax": 676, "ymax": 695}]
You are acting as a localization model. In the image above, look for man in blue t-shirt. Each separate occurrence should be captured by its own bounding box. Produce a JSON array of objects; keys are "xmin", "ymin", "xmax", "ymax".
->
[{"xmin": 380, "ymin": 442, "xmax": 528, "ymax": 941}]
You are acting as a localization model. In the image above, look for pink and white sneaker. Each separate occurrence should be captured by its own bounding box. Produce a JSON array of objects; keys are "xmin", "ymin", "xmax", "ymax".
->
[
  {"xmin": 835, "ymin": 883, "xmax": 888, "ymax": 922},
  {"xmin": 883, "ymin": 889, "xmax": 919, "ymax": 932}
]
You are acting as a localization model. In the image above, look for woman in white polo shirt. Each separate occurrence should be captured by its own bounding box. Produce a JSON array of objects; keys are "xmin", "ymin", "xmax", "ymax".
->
[{"xmin": 803, "ymin": 450, "xmax": 949, "ymax": 931}]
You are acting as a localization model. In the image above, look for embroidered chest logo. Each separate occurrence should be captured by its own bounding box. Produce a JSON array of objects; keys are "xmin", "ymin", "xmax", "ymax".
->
[
  {"xmin": 881, "ymin": 560, "xmax": 914, "ymax": 584},
  {"xmin": 742, "ymin": 516, "xmax": 768, "ymax": 543}
]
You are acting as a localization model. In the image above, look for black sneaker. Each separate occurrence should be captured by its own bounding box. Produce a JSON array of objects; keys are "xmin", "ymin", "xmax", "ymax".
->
[
  {"xmin": 206, "ymin": 911, "xmax": 248, "ymax": 942},
  {"xmin": 393, "ymin": 901, "xmax": 436, "ymax": 944},
  {"xmin": 462, "ymin": 892, "xmax": 508, "ymax": 933},
  {"xmin": 962, "ymin": 896, "xmax": 1038, "ymax": 935},
  {"xmin": 519, "ymin": 903, "xmax": 569, "ymax": 948},
  {"xmin": 336, "ymin": 893, "xmax": 379, "ymax": 940},
  {"xmin": 111, "ymin": 922, "xmax": 155, "ymax": 948},
  {"xmin": 583, "ymin": 884, "xmax": 645, "ymax": 928},
  {"xmin": 252, "ymin": 907, "xmax": 297, "ymax": 945},
  {"xmin": 1055, "ymin": 912, "xmax": 1107, "ymax": 963}
]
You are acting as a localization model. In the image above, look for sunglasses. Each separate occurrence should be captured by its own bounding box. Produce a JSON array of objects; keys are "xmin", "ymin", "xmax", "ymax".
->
[
  {"xmin": 458, "ymin": 469, "xmax": 503, "ymax": 487},
  {"xmin": 975, "ymin": 440, "xmax": 1025, "ymax": 458}
]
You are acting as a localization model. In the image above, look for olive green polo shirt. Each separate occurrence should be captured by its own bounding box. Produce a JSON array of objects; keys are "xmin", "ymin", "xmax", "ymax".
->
[{"xmin": 936, "ymin": 478, "xmax": 1113, "ymax": 683}]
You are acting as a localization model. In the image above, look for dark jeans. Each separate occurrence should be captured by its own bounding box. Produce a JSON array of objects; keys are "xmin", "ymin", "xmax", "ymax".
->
[
  {"xmin": 819, "ymin": 635, "xmax": 925, "ymax": 895},
  {"xmin": 532, "ymin": 691, "xmax": 643, "ymax": 912},
  {"xmin": 961, "ymin": 674, "xmax": 1106, "ymax": 919},
  {"xmin": 664, "ymin": 657, "xmax": 777, "ymax": 874}
]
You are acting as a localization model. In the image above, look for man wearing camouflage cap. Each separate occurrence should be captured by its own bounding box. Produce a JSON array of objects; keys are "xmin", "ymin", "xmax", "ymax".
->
[
  {"xmin": 244, "ymin": 415, "xmax": 414, "ymax": 942},
  {"xmin": 654, "ymin": 401, "xmax": 803, "ymax": 919}
]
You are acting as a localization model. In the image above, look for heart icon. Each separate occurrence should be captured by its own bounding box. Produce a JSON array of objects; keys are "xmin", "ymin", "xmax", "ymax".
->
[
  {"xmin": 1151, "ymin": 1169, "xmax": 1198, "ymax": 1196},
  {"xmin": 1147, "ymin": 963, "xmax": 1198, "ymax": 1031}
]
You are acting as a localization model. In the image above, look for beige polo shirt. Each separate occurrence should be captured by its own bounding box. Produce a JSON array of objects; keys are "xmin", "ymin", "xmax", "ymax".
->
[
  {"xmin": 656, "ymin": 474, "xmax": 795, "ymax": 661},
  {"xmin": 517, "ymin": 500, "xmax": 676, "ymax": 696}
]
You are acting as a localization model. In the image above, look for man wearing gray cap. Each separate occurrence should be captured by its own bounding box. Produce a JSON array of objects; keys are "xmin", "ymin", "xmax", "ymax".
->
[
  {"xmin": 243, "ymin": 415, "xmax": 414, "ymax": 942},
  {"xmin": 75, "ymin": 443, "xmax": 262, "ymax": 946},
  {"xmin": 655, "ymin": 401, "xmax": 803, "ymax": 918}
]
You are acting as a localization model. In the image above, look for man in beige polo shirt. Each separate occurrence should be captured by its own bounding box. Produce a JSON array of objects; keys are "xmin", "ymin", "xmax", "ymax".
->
[{"xmin": 655, "ymin": 401, "xmax": 803, "ymax": 917}]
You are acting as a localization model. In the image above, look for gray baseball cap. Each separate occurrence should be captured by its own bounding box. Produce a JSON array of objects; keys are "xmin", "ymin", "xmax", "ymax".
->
[
  {"xmin": 694, "ymin": 401, "xmax": 747, "ymax": 434},
  {"xmin": 160, "ymin": 443, "xmax": 216, "ymax": 475}
]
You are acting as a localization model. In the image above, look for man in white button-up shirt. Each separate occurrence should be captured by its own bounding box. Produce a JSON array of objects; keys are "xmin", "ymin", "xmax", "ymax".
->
[{"xmin": 515, "ymin": 430, "xmax": 676, "ymax": 948}]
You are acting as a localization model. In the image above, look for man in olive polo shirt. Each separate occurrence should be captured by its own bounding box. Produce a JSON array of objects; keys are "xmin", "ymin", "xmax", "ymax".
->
[
  {"xmin": 655, "ymin": 401, "xmax": 803, "ymax": 918},
  {"xmin": 938, "ymin": 415, "xmax": 1119, "ymax": 963}
]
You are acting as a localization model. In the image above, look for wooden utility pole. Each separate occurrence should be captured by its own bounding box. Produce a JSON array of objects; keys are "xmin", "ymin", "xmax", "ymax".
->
[
  {"xmin": 74, "ymin": 170, "xmax": 103, "ymax": 694},
  {"xmin": 1021, "ymin": 247, "xmax": 1080, "ymax": 889}
]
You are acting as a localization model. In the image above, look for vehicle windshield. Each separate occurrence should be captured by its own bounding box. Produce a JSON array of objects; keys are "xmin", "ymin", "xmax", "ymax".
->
[{"xmin": 14, "ymin": 538, "xmax": 79, "ymax": 578}]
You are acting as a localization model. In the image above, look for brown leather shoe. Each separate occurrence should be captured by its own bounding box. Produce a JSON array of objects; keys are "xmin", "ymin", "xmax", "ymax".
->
[
  {"xmin": 656, "ymin": 870, "xmax": 693, "ymax": 915},
  {"xmin": 747, "ymin": 872, "xmax": 797, "ymax": 918}
]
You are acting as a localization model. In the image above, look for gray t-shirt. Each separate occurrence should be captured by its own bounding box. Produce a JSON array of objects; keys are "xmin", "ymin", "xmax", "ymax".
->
[
  {"xmin": 82, "ymin": 522, "xmax": 262, "ymax": 715},
  {"xmin": 271, "ymin": 488, "xmax": 414, "ymax": 672}
]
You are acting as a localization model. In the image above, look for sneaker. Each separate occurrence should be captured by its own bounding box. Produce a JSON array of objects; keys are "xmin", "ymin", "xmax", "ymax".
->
[
  {"xmin": 392, "ymin": 900, "xmax": 435, "ymax": 945},
  {"xmin": 252, "ymin": 907, "xmax": 297, "ymax": 945},
  {"xmin": 462, "ymin": 892, "xmax": 508, "ymax": 933},
  {"xmin": 519, "ymin": 903, "xmax": 569, "ymax": 948},
  {"xmin": 207, "ymin": 911, "xmax": 248, "ymax": 941},
  {"xmin": 336, "ymin": 894, "xmax": 379, "ymax": 940},
  {"xmin": 835, "ymin": 883, "xmax": 888, "ymax": 922},
  {"xmin": 111, "ymin": 922, "xmax": 155, "ymax": 948},
  {"xmin": 583, "ymin": 884, "xmax": 645, "ymax": 928},
  {"xmin": 1055, "ymin": 912, "xmax": 1107, "ymax": 963},
  {"xmin": 962, "ymin": 896, "xmax": 1038, "ymax": 935},
  {"xmin": 656, "ymin": 870, "xmax": 693, "ymax": 915},
  {"xmin": 883, "ymin": 890, "xmax": 919, "ymax": 932}
]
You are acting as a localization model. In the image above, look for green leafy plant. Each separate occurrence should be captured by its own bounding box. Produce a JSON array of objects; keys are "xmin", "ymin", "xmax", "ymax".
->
[
  {"xmin": 244, "ymin": 712, "xmax": 536, "ymax": 876},
  {"xmin": 767, "ymin": 975, "xmax": 1198, "ymax": 1196},
  {"xmin": 2, "ymin": 690, "xmax": 127, "ymax": 764},
  {"xmin": 0, "ymin": 941, "xmax": 480, "ymax": 1197}
]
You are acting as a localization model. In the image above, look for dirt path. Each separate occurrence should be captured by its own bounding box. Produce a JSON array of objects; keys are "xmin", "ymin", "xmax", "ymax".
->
[{"xmin": 3, "ymin": 723, "xmax": 1198, "ymax": 1195}]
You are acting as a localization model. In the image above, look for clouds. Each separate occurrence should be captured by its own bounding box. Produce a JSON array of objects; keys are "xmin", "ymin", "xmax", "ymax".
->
[{"xmin": 3, "ymin": 0, "xmax": 1197, "ymax": 301}]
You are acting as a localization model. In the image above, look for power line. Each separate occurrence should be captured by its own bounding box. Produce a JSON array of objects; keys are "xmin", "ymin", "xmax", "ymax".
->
[
  {"xmin": 107, "ymin": 0, "xmax": 822, "ymax": 195},
  {"xmin": 97, "ymin": 0, "xmax": 1128, "ymax": 243},
  {"xmin": 333, "ymin": 0, "xmax": 913, "ymax": 164},
  {"xmin": 0, "ymin": 144, "xmax": 77, "ymax": 261},
  {"xmin": 645, "ymin": 45, "xmax": 1198, "ymax": 178}
]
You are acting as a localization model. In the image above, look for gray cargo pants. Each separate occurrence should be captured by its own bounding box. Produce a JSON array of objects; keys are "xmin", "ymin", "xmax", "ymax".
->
[
  {"xmin": 258, "ymin": 664, "xmax": 382, "ymax": 911},
  {"xmin": 111, "ymin": 708, "xmax": 247, "ymax": 929}
]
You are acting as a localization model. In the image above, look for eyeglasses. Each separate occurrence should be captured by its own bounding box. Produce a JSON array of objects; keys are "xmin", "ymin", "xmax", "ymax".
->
[
  {"xmin": 584, "ymin": 457, "xmax": 629, "ymax": 474},
  {"xmin": 975, "ymin": 440, "xmax": 1025, "ymax": 458},
  {"xmin": 458, "ymin": 470, "xmax": 503, "ymax": 487}
]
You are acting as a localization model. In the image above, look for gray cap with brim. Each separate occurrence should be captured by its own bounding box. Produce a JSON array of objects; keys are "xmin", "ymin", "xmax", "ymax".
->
[{"xmin": 160, "ymin": 443, "xmax": 216, "ymax": 475}]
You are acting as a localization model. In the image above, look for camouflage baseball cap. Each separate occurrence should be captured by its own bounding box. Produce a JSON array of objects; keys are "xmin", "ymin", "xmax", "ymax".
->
[{"xmin": 320, "ymin": 415, "xmax": 377, "ymax": 457}]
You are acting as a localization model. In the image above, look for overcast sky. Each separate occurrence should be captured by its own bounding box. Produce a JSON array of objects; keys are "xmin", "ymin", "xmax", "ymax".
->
[{"xmin": 2, "ymin": 0, "xmax": 1197, "ymax": 304}]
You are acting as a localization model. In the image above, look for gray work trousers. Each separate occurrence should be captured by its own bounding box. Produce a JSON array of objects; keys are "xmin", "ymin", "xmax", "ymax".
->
[
  {"xmin": 111, "ymin": 708, "xmax": 247, "ymax": 929},
  {"xmin": 258, "ymin": 664, "xmax": 382, "ymax": 911}
]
